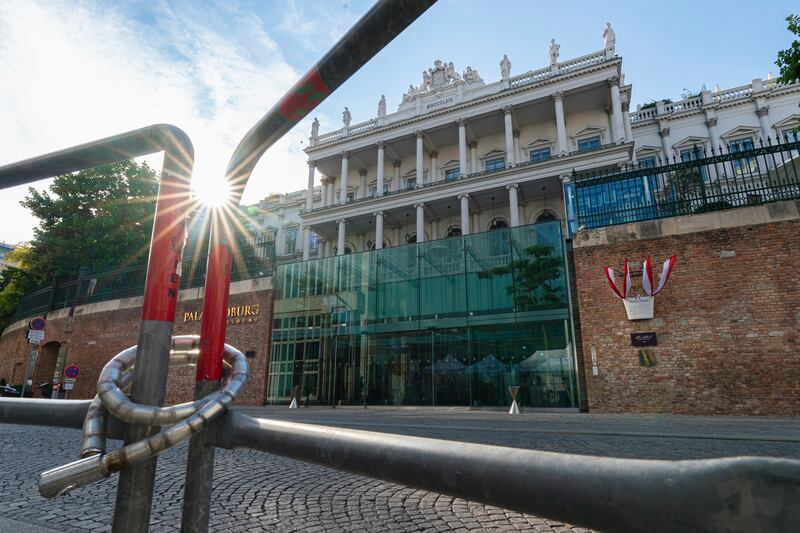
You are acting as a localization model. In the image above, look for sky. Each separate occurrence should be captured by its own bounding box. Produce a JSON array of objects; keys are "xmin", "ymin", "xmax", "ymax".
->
[{"xmin": 0, "ymin": 0, "xmax": 796, "ymax": 245}]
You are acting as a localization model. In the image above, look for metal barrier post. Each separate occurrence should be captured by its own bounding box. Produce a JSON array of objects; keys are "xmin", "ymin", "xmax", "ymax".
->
[{"xmin": 178, "ymin": 1, "xmax": 437, "ymax": 530}]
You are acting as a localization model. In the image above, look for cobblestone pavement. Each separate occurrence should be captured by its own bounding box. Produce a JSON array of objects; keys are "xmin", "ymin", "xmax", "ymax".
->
[{"xmin": 1, "ymin": 407, "xmax": 799, "ymax": 532}]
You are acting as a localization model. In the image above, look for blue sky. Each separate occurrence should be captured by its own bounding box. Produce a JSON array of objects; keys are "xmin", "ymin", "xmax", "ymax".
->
[{"xmin": 0, "ymin": 0, "xmax": 796, "ymax": 244}]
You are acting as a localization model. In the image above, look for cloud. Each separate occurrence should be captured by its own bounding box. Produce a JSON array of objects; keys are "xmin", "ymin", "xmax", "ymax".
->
[
  {"xmin": 0, "ymin": 0, "xmax": 324, "ymax": 244},
  {"xmin": 278, "ymin": 0, "xmax": 361, "ymax": 53}
]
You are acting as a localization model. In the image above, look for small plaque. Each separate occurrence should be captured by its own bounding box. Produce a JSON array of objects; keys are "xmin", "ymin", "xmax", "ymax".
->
[{"xmin": 631, "ymin": 332, "xmax": 657, "ymax": 346}]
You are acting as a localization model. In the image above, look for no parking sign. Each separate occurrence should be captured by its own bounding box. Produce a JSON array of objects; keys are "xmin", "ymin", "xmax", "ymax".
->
[{"xmin": 64, "ymin": 365, "xmax": 80, "ymax": 379}]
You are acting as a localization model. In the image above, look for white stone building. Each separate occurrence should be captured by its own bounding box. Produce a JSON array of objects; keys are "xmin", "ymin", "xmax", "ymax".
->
[
  {"xmin": 297, "ymin": 28, "xmax": 800, "ymax": 257},
  {"xmin": 244, "ymin": 188, "xmax": 323, "ymax": 261}
]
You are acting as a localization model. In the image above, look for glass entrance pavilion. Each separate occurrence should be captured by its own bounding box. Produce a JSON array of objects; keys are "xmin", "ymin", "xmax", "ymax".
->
[{"xmin": 268, "ymin": 221, "xmax": 578, "ymax": 408}]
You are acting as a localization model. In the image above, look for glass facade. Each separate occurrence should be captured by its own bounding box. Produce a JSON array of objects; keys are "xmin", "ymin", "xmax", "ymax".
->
[{"xmin": 268, "ymin": 221, "xmax": 577, "ymax": 409}]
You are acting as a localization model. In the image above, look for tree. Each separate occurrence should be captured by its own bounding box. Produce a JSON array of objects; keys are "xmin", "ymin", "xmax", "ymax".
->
[
  {"xmin": 0, "ymin": 161, "xmax": 159, "ymax": 328},
  {"xmin": 776, "ymin": 14, "xmax": 800, "ymax": 83},
  {"xmin": 489, "ymin": 244, "xmax": 563, "ymax": 311},
  {"xmin": 20, "ymin": 160, "xmax": 159, "ymax": 281}
]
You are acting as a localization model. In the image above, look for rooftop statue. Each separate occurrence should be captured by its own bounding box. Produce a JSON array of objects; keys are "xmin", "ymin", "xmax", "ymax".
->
[
  {"xmin": 602, "ymin": 22, "xmax": 616, "ymax": 51},
  {"xmin": 402, "ymin": 84, "xmax": 419, "ymax": 103},
  {"xmin": 549, "ymin": 39, "xmax": 560, "ymax": 66},
  {"xmin": 447, "ymin": 62, "xmax": 462, "ymax": 82},
  {"xmin": 463, "ymin": 66, "xmax": 483, "ymax": 84},
  {"xmin": 421, "ymin": 70, "xmax": 431, "ymax": 92},
  {"xmin": 377, "ymin": 95, "xmax": 387, "ymax": 118},
  {"xmin": 310, "ymin": 117, "xmax": 320, "ymax": 138},
  {"xmin": 500, "ymin": 54, "xmax": 511, "ymax": 79},
  {"xmin": 342, "ymin": 107, "xmax": 351, "ymax": 128}
]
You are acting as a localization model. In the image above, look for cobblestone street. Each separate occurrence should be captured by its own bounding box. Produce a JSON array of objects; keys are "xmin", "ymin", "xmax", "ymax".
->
[{"xmin": 1, "ymin": 408, "xmax": 799, "ymax": 532}]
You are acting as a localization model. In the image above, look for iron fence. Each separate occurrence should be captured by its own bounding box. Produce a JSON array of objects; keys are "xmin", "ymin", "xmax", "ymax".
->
[
  {"xmin": 13, "ymin": 235, "xmax": 276, "ymax": 319},
  {"xmin": 572, "ymin": 136, "xmax": 800, "ymax": 230}
]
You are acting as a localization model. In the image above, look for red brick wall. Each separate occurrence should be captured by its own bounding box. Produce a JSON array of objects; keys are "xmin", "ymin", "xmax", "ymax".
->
[
  {"xmin": 572, "ymin": 220, "xmax": 800, "ymax": 415},
  {"xmin": 0, "ymin": 287, "xmax": 273, "ymax": 405}
]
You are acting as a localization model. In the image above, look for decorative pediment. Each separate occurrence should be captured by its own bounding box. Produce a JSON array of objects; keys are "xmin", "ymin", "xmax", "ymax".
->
[
  {"xmin": 440, "ymin": 159, "xmax": 460, "ymax": 169},
  {"xmin": 570, "ymin": 125, "xmax": 606, "ymax": 139},
  {"xmin": 479, "ymin": 148, "xmax": 506, "ymax": 160},
  {"xmin": 526, "ymin": 138, "xmax": 553, "ymax": 149},
  {"xmin": 672, "ymin": 136, "xmax": 709, "ymax": 150},
  {"xmin": 772, "ymin": 114, "xmax": 800, "ymax": 129},
  {"xmin": 720, "ymin": 125, "xmax": 760, "ymax": 140},
  {"xmin": 635, "ymin": 145, "xmax": 662, "ymax": 156}
]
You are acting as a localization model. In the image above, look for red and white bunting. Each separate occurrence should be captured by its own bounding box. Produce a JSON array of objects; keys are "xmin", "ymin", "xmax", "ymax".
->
[
  {"xmin": 603, "ymin": 258, "xmax": 631, "ymax": 299},
  {"xmin": 652, "ymin": 255, "xmax": 676, "ymax": 295},
  {"xmin": 641, "ymin": 255, "xmax": 677, "ymax": 296}
]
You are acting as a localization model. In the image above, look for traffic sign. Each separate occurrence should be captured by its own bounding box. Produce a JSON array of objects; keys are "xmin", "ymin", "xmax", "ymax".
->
[
  {"xmin": 27, "ymin": 329, "xmax": 45, "ymax": 344},
  {"xmin": 29, "ymin": 317, "xmax": 46, "ymax": 331},
  {"xmin": 64, "ymin": 365, "xmax": 80, "ymax": 379},
  {"xmin": 63, "ymin": 383, "xmax": 74, "ymax": 391}
]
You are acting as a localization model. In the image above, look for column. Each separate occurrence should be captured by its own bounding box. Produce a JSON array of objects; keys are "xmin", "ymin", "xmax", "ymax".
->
[
  {"xmin": 658, "ymin": 125, "xmax": 672, "ymax": 162},
  {"xmin": 756, "ymin": 105, "xmax": 771, "ymax": 142},
  {"xmin": 430, "ymin": 219, "xmax": 439, "ymax": 241},
  {"xmin": 429, "ymin": 151, "xmax": 438, "ymax": 182},
  {"xmin": 392, "ymin": 226, "xmax": 401, "ymax": 247},
  {"xmin": 459, "ymin": 194, "xmax": 471, "ymax": 235},
  {"xmin": 336, "ymin": 219, "xmax": 346, "ymax": 255},
  {"xmin": 320, "ymin": 178, "xmax": 328, "ymax": 207},
  {"xmin": 553, "ymin": 91, "xmax": 568, "ymax": 155},
  {"xmin": 275, "ymin": 222, "xmax": 286, "ymax": 256},
  {"xmin": 392, "ymin": 160, "xmax": 401, "ymax": 192},
  {"xmin": 306, "ymin": 161, "xmax": 315, "ymax": 210},
  {"xmin": 374, "ymin": 211, "xmax": 384, "ymax": 249},
  {"xmin": 319, "ymin": 238, "xmax": 327, "ymax": 258},
  {"xmin": 609, "ymin": 77, "xmax": 625, "ymax": 144},
  {"xmin": 706, "ymin": 117, "xmax": 721, "ymax": 152},
  {"xmin": 622, "ymin": 102, "xmax": 634, "ymax": 143},
  {"xmin": 376, "ymin": 142, "xmax": 385, "ymax": 196},
  {"xmin": 513, "ymin": 130, "xmax": 522, "ymax": 165},
  {"xmin": 328, "ymin": 179, "xmax": 335, "ymax": 206},
  {"xmin": 469, "ymin": 142, "xmax": 478, "ymax": 174},
  {"xmin": 458, "ymin": 119, "xmax": 467, "ymax": 176},
  {"xmin": 507, "ymin": 184, "xmax": 520, "ymax": 227},
  {"xmin": 414, "ymin": 203, "xmax": 425, "ymax": 243},
  {"xmin": 359, "ymin": 169, "xmax": 367, "ymax": 199},
  {"xmin": 503, "ymin": 106, "xmax": 516, "ymax": 166},
  {"xmin": 302, "ymin": 228, "xmax": 311, "ymax": 260},
  {"xmin": 339, "ymin": 152, "xmax": 349, "ymax": 204},
  {"xmin": 471, "ymin": 212, "xmax": 480, "ymax": 234},
  {"xmin": 415, "ymin": 131, "xmax": 424, "ymax": 185},
  {"xmin": 358, "ymin": 233, "xmax": 366, "ymax": 252},
  {"xmin": 605, "ymin": 106, "xmax": 616, "ymax": 144}
]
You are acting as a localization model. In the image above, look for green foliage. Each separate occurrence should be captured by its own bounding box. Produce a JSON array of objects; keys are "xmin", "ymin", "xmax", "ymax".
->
[
  {"xmin": 776, "ymin": 14, "xmax": 800, "ymax": 83},
  {"xmin": 0, "ymin": 161, "xmax": 158, "ymax": 328},
  {"xmin": 639, "ymin": 98, "xmax": 672, "ymax": 110},
  {"xmin": 20, "ymin": 160, "xmax": 158, "ymax": 281},
  {"xmin": 666, "ymin": 168, "xmax": 704, "ymax": 201},
  {"xmin": 488, "ymin": 244, "xmax": 563, "ymax": 311}
]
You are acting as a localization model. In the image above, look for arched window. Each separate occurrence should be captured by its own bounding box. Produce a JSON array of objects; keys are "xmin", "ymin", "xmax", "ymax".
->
[
  {"xmin": 535, "ymin": 210, "xmax": 559, "ymax": 223},
  {"xmin": 405, "ymin": 233, "xmax": 417, "ymax": 244},
  {"xmin": 445, "ymin": 226, "xmax": 462, "ymax": 238},
  {"xmin": 488, "ymin": 218, "xmax": 509, "ymax": 231},
  {"xmin": 368, "ymin": 239, "xmax": 390, "ymax": 251}
]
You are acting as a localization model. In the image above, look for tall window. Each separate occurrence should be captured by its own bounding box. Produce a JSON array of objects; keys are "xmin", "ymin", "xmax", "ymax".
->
[
  {"xmin": 284, "ymin": 227, "xmax": 298, "ymax": 253},
  {"xmin": 485, "ymin": 157, "xmax": 505, "ymax": 173},
  {"xmin": 679, "ymin": 146, "xmax": 709, "ymax": 181},
  {"xmin": 782, "ymin": 128, "xmax": 799, "ymax": 143},
  {"xmin": 529, "ymin": 147, "xmax": 551, "ymax": 163},
  {"xmin": 309, "ymin": 233, "xmax": 319, "ymax": 251},
  {"xmin": 444, "ymin": 168, "xmax": 460, "ymax": 181},
  {"xmin": 728, "ymin": 137, "xmax": 759, "ymax": 176},
  {"xmin": 577, "ymin": 136, "xmax": 601, "ymax": 153},
  {"xmin": 370, "ymin": 183, "xmax": 388, "ymax": 196},
  {"xmin": 406, "ymin": 178, "xmax": 417, "ymax": 190},
  {"xmin": 445, "ymin": 226, "xmax": 461, "ymax": 238}
]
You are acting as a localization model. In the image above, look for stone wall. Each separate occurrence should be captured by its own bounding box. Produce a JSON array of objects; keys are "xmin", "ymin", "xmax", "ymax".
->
[
  {"xmin": 571, "ymin": 201, "xmax": 800, "ymax": 415},
  {"xmin": 0, "ymin": 278, "xmax": 273, "ymax": 405}
]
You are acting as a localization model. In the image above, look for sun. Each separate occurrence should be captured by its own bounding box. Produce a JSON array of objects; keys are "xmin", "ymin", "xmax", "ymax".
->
[{"xmin": 192, "ymin": 176, "xmax": 232, "ymax": 208}]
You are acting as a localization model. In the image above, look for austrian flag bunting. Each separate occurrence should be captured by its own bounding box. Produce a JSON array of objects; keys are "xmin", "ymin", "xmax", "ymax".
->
[
  {"xmin": 603, "ymin": 258, "xmax": 631, "ymax": 299},
  {"xmin": 642, "ymin": 255, "xmax": 677, "ymax": 296}
]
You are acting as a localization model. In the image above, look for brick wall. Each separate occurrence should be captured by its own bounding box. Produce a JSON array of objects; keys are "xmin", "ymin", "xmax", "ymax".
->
[
  {"xmin": 572, "ymin": 203, "xmax": 800, "ymax": 415},
  {"xmin": 0, "ymin": 280, "xmax": 273, "ymax": 405}
]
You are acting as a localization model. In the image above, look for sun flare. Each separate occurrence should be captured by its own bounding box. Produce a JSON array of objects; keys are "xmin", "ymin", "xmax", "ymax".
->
[{"xmin": 193, "ymin": 177, "xmax": 232, "ymax": 208}]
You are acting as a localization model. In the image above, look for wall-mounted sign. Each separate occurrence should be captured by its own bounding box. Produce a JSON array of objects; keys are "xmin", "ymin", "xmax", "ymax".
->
[
  {"xmin": 183, "ymin": 304, "xmax": 261, "ymax": 325},
  {"xmin": 603, "ymin": 256, "xmax": 676, "ymax": 321},
  {"xmin": 27, "ymin": 329, "xmax": 45, "ymax": 344},
  {"xmin": 29, "ymin": 317, "xmax": 46, "ymax": 331},
  {"xmin": 630, "ymin": 332, "xmax": 657, "ymax": 347},
  {"xmin": 64, "ymin": 365, "xmax": 80, "ymax": 379},
  {"xmin": 424, "ymin": 96, "xmax": 454, "ymax": 111}
]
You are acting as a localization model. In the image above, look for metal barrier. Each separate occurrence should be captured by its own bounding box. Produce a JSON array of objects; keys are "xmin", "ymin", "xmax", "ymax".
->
[{"xmin": 1, "ymin": 1, "xmax": 799, "ymax": 532}]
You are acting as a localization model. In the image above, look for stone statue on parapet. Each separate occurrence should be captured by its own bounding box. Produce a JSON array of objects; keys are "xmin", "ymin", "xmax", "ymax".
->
[
  {"xmin": 463, "ymin": 66, "xmax": 483, "ymax": 84},
  {"xmin": 311, "ymin": 117, "xmax": 319, "ymax": 138},
  {"xmin": 447, "ymin": 62, "xmax": 461, "ymax": 82},
  {"xmin": 500, "ymin": 54, "xmax": 511, "ymax": 79},
  {"xmin": 342, "ymin": 107, "xmax": 351, "ymax": 128},
  {"xmin": 549, "ymin": 39, "xmax": 560, "ymax": 66},
  {"xmin": 421, "ymin": 70, "xmax": 431, "ymax": 92},
  {"xmin": 402, "ymin": 84, "xmax": 419, "ymax": 103},
  {"xmin": 602, "ymin": 22, "xmax": 616, "ymax": 51},
  {"xmin": 377, "ymin": 95, "xmax": 387, "ymax": 118}
]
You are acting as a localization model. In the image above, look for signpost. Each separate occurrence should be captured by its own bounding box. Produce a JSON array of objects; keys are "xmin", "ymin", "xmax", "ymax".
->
[
  {"xmin": 21, "ymin": 317, "xmax": 47, "ymax": 398},
  {"xmin": 29, "ymin": 317, "xmax": 46, "ymax": 331},
  {"xmin": 64, "ymin": 365, "xmax": 80, "ymax": 379}
]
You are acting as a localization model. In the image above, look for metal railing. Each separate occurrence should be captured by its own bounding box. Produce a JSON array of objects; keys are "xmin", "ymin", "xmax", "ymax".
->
[
  {"xmin": 572, "ymin": 136, "xmax": 800, "ymax": 230},
  {"xmin": 13, "ymin": 235, "xmax": 276, "ymax": 320}
]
